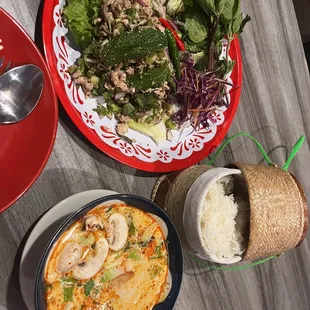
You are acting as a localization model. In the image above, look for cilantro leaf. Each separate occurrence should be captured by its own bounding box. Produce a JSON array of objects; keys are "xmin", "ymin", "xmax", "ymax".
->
[{"xmin": 84, "ymin": 279, "xmax": 95, "ymax": 296}]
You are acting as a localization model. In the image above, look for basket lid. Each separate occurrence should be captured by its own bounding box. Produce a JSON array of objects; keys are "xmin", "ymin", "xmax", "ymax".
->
[{"xmin": 230, "ymin": 162, "xmax": 308, "ymax": 260}]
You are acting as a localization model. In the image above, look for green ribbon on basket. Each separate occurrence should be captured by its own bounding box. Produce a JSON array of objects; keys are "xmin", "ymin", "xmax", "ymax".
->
[{"xmin": 189, "ymin": 132, "xmax": 305, "ymax": 271}]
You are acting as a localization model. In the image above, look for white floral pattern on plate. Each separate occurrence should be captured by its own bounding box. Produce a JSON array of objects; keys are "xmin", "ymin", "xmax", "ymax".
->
[{"xmin": 53, "ymin": 1, "xmax": 232, "ymax": 163}]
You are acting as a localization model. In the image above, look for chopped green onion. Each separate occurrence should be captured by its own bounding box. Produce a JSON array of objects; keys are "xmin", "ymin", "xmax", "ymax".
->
[
  {"xmin": 100, "ymin": 270, "xmax": 113, "ymax": 283},
  {"xmin": 63, "ymin": 286, "xmax": 73, "ymax": 302},
  {"xmin": 60, "ymin": 276, "xmax": 77, "ymax": 285},
  {"xmin": 128, "ymin": 250, "xmax": 141, "ymax": 261}
]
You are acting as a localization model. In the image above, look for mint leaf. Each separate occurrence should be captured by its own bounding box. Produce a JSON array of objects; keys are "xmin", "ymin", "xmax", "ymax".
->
[
  {"xmin": 216, "ymin": 0, "xmax": 229, "ymax": 14},
  {"xmin": 220, "ymin": 0, "xmax": 250, "ymax": 37},
  {"xmin": 185, "ymin": 16, "xmax": 208, "ymax": 43},
  {"xmin": 221, "ymin": 0, "xmax": 234, "ymax": 22},
  {"xmin": 84, "ymin": 279, "xmax": 95, "ymax": 296}
]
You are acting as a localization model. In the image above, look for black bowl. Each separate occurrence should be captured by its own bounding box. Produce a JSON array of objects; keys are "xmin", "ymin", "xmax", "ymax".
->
[{"xmin": 34, "ymin": 194, "xmax": 183, "ymax": 309}]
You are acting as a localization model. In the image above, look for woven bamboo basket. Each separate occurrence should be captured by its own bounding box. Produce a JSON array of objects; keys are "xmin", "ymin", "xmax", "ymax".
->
[
  {"xmin": 152, "ymin": 163, "xmax": 308, "ymax": 262},
  {"xmin": 230, "ymin": 162, "xmax": 308, "ymax": 259}
]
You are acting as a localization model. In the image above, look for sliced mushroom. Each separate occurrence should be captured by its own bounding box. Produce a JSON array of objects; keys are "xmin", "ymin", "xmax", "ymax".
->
[
  {"xmin": 111, "ymin": 271, "xmax": 134, "ymax": 288},
  {"xmin": 72, "ymin": 237, "xmax": 109, "ymax": 280},
  {"xmin": 84, "ymin": 214, "xmax": 104, "ymax": 231},
  {"xmin": 106, "ymin": 213, "xmax": 128, "ymax": 251},
  {"xmin": 56, "ymin": 242, "xmax": 82, "ymax": 274}
]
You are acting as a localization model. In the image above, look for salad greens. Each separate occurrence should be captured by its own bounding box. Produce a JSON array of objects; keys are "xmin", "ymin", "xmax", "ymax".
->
[
  {"xmin": 63, "ymin": 0, "xmax": 250, "ymax": 144},
  {"xmin": 63, "ymin": 0, "xmax": 101, "ymax": 49}
]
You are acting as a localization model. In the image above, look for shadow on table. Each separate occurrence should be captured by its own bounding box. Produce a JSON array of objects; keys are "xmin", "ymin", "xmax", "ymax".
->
[{"xmin": 34, "ymin": 0, "xmax": 44, "ymax": 54}]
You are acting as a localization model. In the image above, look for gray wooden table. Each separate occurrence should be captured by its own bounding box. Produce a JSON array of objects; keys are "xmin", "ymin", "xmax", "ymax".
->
[{"xmin": 1, "ymin": 0, "xmax": 310, "ymax": 309}]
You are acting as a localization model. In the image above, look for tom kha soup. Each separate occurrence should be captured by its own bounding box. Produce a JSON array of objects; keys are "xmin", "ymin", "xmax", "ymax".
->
[{"xmin": 44, "ymin": 202, "xmax": 168, "ymax": 310}]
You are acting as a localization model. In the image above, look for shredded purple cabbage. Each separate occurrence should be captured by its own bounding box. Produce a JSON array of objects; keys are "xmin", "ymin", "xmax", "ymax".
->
[{"xmin": 170, "ymin": 62, "xmax": 229, "ymax": 129}]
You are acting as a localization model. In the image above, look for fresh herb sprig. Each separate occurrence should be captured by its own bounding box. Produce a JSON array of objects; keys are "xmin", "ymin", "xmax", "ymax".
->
[{"xmin": 173, "ymin": 0, "xmax": 250, "ymax": 75}]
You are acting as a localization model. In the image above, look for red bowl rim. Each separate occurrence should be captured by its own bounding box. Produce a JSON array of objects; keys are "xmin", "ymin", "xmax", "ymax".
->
[{"xmin": 0, "ymin": 8, "xmax": 58, "ymax": 213}]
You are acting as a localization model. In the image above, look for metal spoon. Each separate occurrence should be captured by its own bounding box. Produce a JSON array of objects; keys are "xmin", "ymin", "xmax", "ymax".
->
[{"xmin": 0, "ymin": 64, "xmax": 44, "ymax": 124}]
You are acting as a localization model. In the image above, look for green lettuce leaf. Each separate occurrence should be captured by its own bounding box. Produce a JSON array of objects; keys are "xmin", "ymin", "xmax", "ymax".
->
[
  {"xmin": 63, "ymin": 0, "xmax": 101, "ymax": 49},
  {"xmin": 88, "ymin": 0, "xmax": 102, "ymax": 21}
]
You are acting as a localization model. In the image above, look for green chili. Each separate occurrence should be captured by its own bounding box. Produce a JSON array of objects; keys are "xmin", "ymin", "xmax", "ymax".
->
[{"xmin": 165, "ymin": 29, "xmax": 181, "ymax": 80}]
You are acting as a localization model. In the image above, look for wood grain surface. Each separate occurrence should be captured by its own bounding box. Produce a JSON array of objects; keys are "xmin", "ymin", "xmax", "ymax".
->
[{"xmin": 1, "ymin": 0, "xmax": 310, "ymax": 309}]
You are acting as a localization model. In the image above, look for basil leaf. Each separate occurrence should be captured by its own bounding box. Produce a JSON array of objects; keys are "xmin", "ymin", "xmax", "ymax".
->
[
  {"xmin": 84, "ymin": 279, "xmax": 95, "ymax": 296},
  {"xmin": 63, "ymin": 286, "xmax": 73, "ymax": 302}
]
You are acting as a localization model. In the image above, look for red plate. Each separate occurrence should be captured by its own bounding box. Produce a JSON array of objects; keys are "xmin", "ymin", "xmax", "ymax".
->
[
  {"xmin": 42, "ymin": 1, "xmax": 242, "ymax": 172},
  {"xmin": 0, "ymin": 8, "xmax": 58, "ymax": 213}
]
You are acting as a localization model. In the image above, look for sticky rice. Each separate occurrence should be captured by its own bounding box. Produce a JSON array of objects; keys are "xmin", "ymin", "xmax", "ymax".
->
[{"xmin": 200, "ymin": 176, "xmax": 249, "ymax": 259}]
